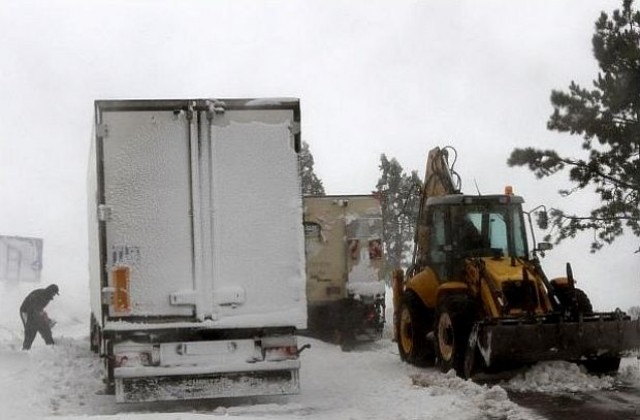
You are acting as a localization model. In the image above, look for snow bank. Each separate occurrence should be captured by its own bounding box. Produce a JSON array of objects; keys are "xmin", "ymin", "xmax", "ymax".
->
[
  {"xmin": 618, "ymin": 357, "xmax": 640, "ymax": 384},
  {"xmin": 0, "ymin": 325, "xmax": 542, "ymax": 420},
  {"xmin": 505, "ymin": 361, "xmax": 616, "ymax": 393},
  {"xmin": 412, "ymin": 370, "xmax": 535, "ymax": 420},
  {"xmin": 3, "ymin": 308, "xmax": 640, "ymax": 420}
]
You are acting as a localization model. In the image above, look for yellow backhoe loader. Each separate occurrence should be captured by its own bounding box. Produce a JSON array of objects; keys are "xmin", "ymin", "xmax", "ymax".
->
[{"xmin": 393, "ymin": 146, "xmax": 640, "ymax": 378}]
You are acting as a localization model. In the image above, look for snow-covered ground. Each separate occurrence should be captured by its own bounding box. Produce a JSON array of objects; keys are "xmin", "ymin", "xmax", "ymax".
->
[{"xmin": 2, "ymin": 308, "xmax": 640, "ymax": 420}]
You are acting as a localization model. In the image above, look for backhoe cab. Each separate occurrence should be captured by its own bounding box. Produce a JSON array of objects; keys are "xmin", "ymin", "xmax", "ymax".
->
[{"xmin": 393, "ymin": 146, "xmax": 640, "ymax": 378}]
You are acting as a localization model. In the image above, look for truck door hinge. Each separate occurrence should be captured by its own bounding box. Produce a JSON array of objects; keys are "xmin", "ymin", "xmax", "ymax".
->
[
  {"xmin": 96, "ymin": 124, "xmax": 109, "ymax": 138},
  {"xmin": 170, "ymin": 290, "xmax": 197, "ymax": 306},
  {"xmin": 101, "ymin": 287, "xmax": 115, "ymax": 305},
  {"xmin": 98, "ymin": 204, "xmax": 112, "ymax": 222},
  {"xmin": 186, "ymin": 102, "xmax": 195, "ymax": 121},
  {"xmin": 205, "ymin": 99, "xmax": 226, "ymax": 120},
  {"xmin": 289, "ymin": 122, "xmax": 301, "ymax": 136},
  {"xmin": 213, "ymin": 286, "xmax": 246, "ymax": 307}
]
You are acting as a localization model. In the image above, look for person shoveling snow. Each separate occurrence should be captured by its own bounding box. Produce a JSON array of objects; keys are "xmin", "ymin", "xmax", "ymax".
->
[{"xmin": 19, "ymin": 284, "xmax": 59, "ymax": 350}]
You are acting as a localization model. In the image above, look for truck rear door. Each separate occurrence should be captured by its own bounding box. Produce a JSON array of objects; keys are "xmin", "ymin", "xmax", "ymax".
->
[
  {"xmin": 95, "ymin": 99, "xmax": 305, "ymax": 325},
  {"xmin": 198, "ymin": 100, "xmax": 306, "ymax": 327},
  {"xmin": 97, "ymin": 104, "xmax": 195, "ymax": 317}
]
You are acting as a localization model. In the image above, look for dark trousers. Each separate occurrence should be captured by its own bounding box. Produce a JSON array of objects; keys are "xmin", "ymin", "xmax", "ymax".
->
[{"xmin": 20, "ymin": 311, "xmax": 54, "ymax": 350}]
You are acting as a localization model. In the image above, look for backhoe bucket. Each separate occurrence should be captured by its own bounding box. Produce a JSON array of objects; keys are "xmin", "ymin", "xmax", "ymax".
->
[{"xmin": 476, "ymin": 313, "xmax": 640, "ymax": 369}]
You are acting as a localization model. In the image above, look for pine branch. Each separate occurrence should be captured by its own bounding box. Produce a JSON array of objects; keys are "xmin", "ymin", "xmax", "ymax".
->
[{"xmin": 557, "ymin": 156, "xmax": 639, "ymax": 191}]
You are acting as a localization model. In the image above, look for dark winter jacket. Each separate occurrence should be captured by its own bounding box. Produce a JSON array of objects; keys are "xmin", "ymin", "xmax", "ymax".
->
[{"xmin": 19, "ymin": 285, "xmax": 58, "ymax": 315}]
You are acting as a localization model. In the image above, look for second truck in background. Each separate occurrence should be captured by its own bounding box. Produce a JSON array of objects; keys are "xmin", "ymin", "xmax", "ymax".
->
[{"xmin": 303, "ymin": 195, "xmax": 386, "ymax": 349}]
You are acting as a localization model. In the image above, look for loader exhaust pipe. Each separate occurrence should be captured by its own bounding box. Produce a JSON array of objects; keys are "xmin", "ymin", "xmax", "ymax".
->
[{"xmin": 566, "ymin": 262, "xmax": 575, "ymax": 289}]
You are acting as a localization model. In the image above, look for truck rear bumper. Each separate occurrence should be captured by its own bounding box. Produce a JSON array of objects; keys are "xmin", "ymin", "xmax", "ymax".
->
[
  {"xmin": 477, "ymin": 315, "xmax": 640, "ymax": 368},
  {"xmin": 111, "ymin": 335, "xmax": 302, "ymax": 402},
  {"xmin": 115, "ymin": 362, "xmax": 300, "ymax": 402}
]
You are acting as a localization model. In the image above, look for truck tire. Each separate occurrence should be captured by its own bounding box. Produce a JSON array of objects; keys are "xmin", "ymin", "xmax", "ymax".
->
[
  {"xmin": 397, "ymin": 291, "xmax": 434, "ymax": 366},
  {"xmin": 434, "ymin": 294, "xmax": 474, "ymax": 376},
  {"xmin": 90, "ymin": 313, "xmax": 100, "ymax": 354},
  {"xmin": 104, "ymin": 339, "xmax": 115, "ymax": 395}
]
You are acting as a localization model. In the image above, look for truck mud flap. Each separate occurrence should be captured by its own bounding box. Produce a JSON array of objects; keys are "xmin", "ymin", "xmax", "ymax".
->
[
  {"xmin": 116, "ymin": 370, "xmax": 299, "ymax": 403},
  {"xmin": 476, "ymin": 316, "xmax": 640, "ymax": 369}
]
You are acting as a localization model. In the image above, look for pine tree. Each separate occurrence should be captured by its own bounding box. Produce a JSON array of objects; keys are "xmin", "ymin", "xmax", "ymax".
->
[
  {"xmin": 628, "ymin": 305, "xmax": 640, "ymax": 320},
  {"xmin": 508, "ymin": 0, "xmax": 640, "ymax": 252},
  {"xmin": 376, "ymin": 154, "xmax": 422, "ymax": 276},
  {"xmin": 299, "ymin": 141, "xmax": 325, "ymax": 196}
]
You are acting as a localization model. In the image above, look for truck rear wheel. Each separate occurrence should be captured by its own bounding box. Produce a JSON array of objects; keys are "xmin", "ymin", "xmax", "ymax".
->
[
  {"xmin": 397, "ymin": 291, "xmax": 434, "ymax": 366},
  {"xmin": 434, "ymin": 294, "xmax": 474, "ymax": 376},
  {"xmin": 90, "ymin": 313, "xmax": 100, "ymax": 354},
  {"xmin": 103, "ymin": 339, "xmax": 115, "ymax": 395}
]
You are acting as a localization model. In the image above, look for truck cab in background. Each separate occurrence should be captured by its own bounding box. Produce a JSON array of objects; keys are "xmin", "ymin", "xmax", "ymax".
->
[{"xmin": 303, "ymin": 195, "xmax": 385, "ymax": 349}]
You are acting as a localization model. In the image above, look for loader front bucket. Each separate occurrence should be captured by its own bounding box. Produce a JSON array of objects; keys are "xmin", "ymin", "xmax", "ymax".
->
[{"xmin": 476, "ymin": 313, "xmax": 640, "ymax": 370}]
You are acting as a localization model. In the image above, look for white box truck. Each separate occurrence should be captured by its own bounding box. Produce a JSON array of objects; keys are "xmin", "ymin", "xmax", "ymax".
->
[
  {"xmin": 303, "ymin": 195, "xmax": 385, "ymax": 349},
  {"xmin": 88, "ymin": 98, "xmax": 307, "ymax": 403},
  {"xmin": 0, "ymin": 235, "xmax": 43, "ymax": 283}
]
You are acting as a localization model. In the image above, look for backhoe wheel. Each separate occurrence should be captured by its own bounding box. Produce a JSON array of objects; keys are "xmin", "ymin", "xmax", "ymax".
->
[
  {"xmin": 555, "ymin": 287, "xmax": 594, "ymax": 314},
  {"xmin": 463, "ymin": 323, "xmax": 484, "ymax": 379},
  {"xmin": 561, "ymin": 289, "xmax": 620, "ymax": 375},
  {"xmin": 397, "ymin": 291, "xmax": 434, "ymax": 366},
  {"xmin": 434, "ymin": 294, "xmax": 474, "ymax": 376},
  {"xmin": 574, "ymin": 288, "xmax": 593, "ymax": 314}
]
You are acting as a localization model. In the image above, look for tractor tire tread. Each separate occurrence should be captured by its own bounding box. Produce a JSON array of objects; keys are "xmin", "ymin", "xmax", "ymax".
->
[{"xmin": 397, "ymin": 291, "xmax": 435, "ymax": 367}]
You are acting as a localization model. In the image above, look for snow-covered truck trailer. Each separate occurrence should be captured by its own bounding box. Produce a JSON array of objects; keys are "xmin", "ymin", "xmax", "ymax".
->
[
  {"xmin": 303, "ymin": 195, "xmax": 385, "ymax": 348},
  {"xmin": 88, "ymin": 99, "xmax": 307, "ymax": 403}
]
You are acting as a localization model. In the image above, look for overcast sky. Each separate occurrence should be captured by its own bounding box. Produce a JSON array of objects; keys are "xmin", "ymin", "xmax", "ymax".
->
[{"xmin": 1, "ymin": 0, "xmax": 637, "ymax": 310}]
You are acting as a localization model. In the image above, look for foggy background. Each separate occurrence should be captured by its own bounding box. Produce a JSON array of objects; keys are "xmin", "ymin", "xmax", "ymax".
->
[{"xmin": 0, "ymin": 0, "xmax": 637, "ymax": 319}]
